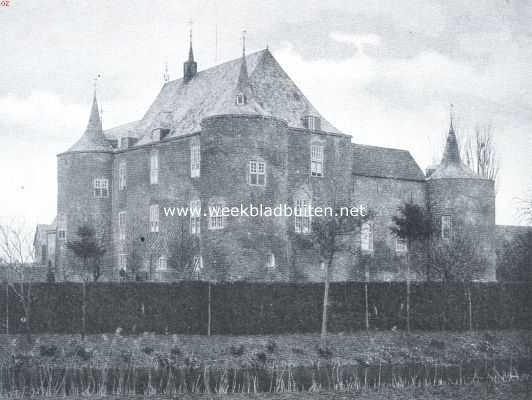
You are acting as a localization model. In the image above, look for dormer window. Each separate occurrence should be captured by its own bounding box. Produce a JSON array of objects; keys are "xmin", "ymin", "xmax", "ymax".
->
[
  {"xmin": 235, "ymin": 93, "xmax": 246, "ymax": 105},
  {"xmin": 151, "ymin": 130, "xmax": 160, "ymax": 142},
  {"xmin": 303, "ymin": 115, "xmax": 321, "ymax": 131}
]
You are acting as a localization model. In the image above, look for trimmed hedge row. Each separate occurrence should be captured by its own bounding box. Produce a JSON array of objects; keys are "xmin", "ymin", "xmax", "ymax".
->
[{"xmin": 0, "ymin": 282, "xmax": 529, "ymax": 334}]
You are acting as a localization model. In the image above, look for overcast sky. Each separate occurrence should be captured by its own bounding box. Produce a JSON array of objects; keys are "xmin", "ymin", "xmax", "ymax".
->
[{"xmin": 1, "ymin": 0, "xmax": 531, "ymax": 228}]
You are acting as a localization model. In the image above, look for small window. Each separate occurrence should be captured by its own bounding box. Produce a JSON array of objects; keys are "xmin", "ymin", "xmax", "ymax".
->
[
  {"xmin": 190, "ymin": 199, "xmax": 201, "ymax": 235},
  {"xmin": 149, "ymin": 204, "xmax": 159, "ymax": 233},
  {"xmin": 303, "ymin": 115, "xmax": 321, "ymax": 131},
  {"xmin": 441, "ymin": 215, "xmax": 452, "ymax": 240},
  {"xmin": 249, "ymin": 160, "xmax": 266, "ymax": 186},
  {"xmin": 158, "ymin": 256, "xmax": 167, "ymax": 270},
  {"xmin": 119, "ymin": 160, "xmax": 127, "ymax": 190},
  {"xmin": 208, "ymin": 202, "xmax": 224, "ymax": 230},
  {"xmin": 151, "ymin": 130, "xmax": 160, "ymax": 142},
  {"xmin": 150, "ymin": 149, "xmax": 159, "ymax": 184},
  {"xmin": 57, "ymin": 214, "xmax": 67, "ymax": 240},
  {"xmin": 93, "ymin": 178, "xmax": 109, "ymax": 198},
  {"xmin": 235, "ymin": 93, "xmax": 245, "ymax": 105},
  {"xmin": 311, "ymin": 144, "xmax": 323, "ymax": 177},
  {"xmin": 396, "ymin": 237, "xmax": 408, "ymax": 253},
  {"xmin": 119, "ymin": 253, "xmax": 127, "ymax": 271},
  {"xmin": 266, "ymin": 253, "xmax": 275, "ymax": 269},
  {"xmin": 190, "ymin": 140, "xmax": 200, "ymax": 178},
  {"xmin": 120, "ymin": 137, "xmax": 129, "ymax": 149},
  {"xmin": 295, "ymin": 198, "xmax": 311, "ymax": 233},
  {"xmin": 193, "ymin": 255, "xmax": 203, "ymax": 279},
  {"xmin": 118, "ymin": 211, "xmax": 127, "ymax": 241},
  {"xmin": 361, "ymin": 222, "xmax": 373, "ymax": 252}
]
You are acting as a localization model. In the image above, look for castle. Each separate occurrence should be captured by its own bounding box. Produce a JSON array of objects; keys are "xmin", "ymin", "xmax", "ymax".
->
[{"xmin": 40, "ymin": 42, "xmax": 505, "ymax": 282}]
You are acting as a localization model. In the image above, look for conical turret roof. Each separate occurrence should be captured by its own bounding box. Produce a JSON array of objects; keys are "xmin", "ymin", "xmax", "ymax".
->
[
  {"xmin": 68, "ymin": 94, "xmax": 112, "ymax": 152},
  {"xmin": 429, "ymin": 114, "xmax": 477, "ymax": 180}
]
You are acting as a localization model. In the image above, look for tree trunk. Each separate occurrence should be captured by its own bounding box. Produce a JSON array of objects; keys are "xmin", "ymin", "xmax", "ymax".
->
[
  {"xmin": 320, "ymin": 259, "xmax": 332, "ymax": 349},
  {"xmin": 207, "ymin": 281, "xmax": 212, "ymax": 336},
  {"xmin": 406, "ymin": 253, "xmax": 411, "ymax": 333},
  {"xmin": 365, "ymin": 282, "xmax": 369, "ymax": 331},
  {"xmin": 466, "ymin": 285, "xmax": 473, "ymax": 331},
  {"xmin": 82, "ymin": 280, "xmax": 87, "ymax": 340},
  {"xmin": 5, "ymin": 283, "xmax": 8, "ymax": 335}
]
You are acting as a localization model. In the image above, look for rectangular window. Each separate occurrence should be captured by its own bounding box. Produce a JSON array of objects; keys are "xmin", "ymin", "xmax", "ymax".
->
[
  {"xmin": 441, "ymin": 215, "xmax": 452, "ymax": 240},
  {"xmin": 190, "ymin": 199, "xmax": 201, "ymax": 235},
  {"xmin": 119, "ymin": 160, "xmax": 127, "ymax": 190},
  {"xmin": 119, "ymin": 253, "xmax": 127, "ymax": 271},
  {"xmin": 208, "ymin": 203, "xmax": 224, "ymax": 230},
  {"xmin": 93, "ymin": 178, "xmax": 109, "ymax": 198},
  {"xmin": 149, "ymin": 204, "xmax": 159, "ymax": 233},
  {"xmin": 266, "ymin": 253, "xmax": 275, "ymax": 269},
  {"xmin": 57, "ymin": 214, "xmax": 67, "ymax": 240},
  {"xmin": 249, "ymin": 160, "xmax": 266, "ymax": 186},
  {"xmin": 158, "ymin": 256, "xmax": 167, "ymax": 270},
  {"xmin": 191, "ymin": 141, "xmax": 200, "ymax": 178},
  {"xmin": 361, "ymin": 222, "xmax": 373, "ymax": 252},
  {"xmin": 295, "ymin": 199, "xmax": 311, "ymax": 233},
  {"xmin": 150, "ymin": 149, "xmax": 159, "ymax": 184},
  {"xmin": 193, "ymin": 255, "xmax": 203, "ymax": 278},
  {"xmin": 311, "ymin": 145, "xmax": 323, "ymax": 177},
  {"xmin": 118, "ymin": 211, "xmax": 126, "ymax": 241},
  {"xmin": 396, "ymin": 237, "xmax": 408, "ymax": 253},
  {"xmin": 303, "ymin": 116, "xmax": 321, "ymax": 131}
]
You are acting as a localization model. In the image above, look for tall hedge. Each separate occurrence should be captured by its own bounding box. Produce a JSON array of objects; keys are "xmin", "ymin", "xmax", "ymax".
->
[{"xmin": 0, "ymin": 282, "xmax": 529, "ymax": 335}]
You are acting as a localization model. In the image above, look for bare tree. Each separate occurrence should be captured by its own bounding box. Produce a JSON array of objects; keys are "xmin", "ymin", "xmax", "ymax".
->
[
  {"xmin": 462, "ymin": 124, "xmax": 499, "ymax": 182},
  {"xmin": 0, "ymin": 220, "xmax": 35, "ymax": 342}
]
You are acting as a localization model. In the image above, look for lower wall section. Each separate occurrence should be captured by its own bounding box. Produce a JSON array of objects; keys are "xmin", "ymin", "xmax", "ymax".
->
[{"xmin": 0, "ymin": 282, "xmax": 529, "ymax": 334}]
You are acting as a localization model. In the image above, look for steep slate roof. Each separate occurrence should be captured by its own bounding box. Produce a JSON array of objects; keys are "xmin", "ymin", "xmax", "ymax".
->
[
  {"xmin": 429, "ymin": 119, "xmax": 481, "ymax": 180},
  {"xmin": 68, "ymin": 94, "xmax": 113, "ymax": 152},
  {"xmin": 352, "ymin": 144, "xmax": 425, "ymax": 181},
  {"xmin": 134, "ymin": 49, "xmax": 340, "ymax": 144},
  {"xmin": 103, "ymin": 120, "xmax": 141, "ymax": 141}
]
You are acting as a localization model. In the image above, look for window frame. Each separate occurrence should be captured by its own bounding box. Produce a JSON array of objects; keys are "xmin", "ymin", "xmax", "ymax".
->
[
  {"xmin": 149, "ymin": 204, "xmax": 159, "ymax": 233},
  {"xmin": 208, "ymin": 201, "xmax": 224, "ymax": 230},
  {"xmin": 150, "ymin": 149, "xmax": 159, "ymax": 185},
  {"xmin": 295, "ymin": 198, "xmax": 311, "ymax": 234},
  {"xmin": 441, "ymin": 215, "xmax": 452, "ymax": 240},
  {"xmin": 266, "ymin": 253, "xmax": 276, "ymax": 269},
  {"xmin": 93, "ymin": 178, "xmax": 109, "ymax": 198},
  {"xmin": 249, "ymin": 160, "xmax": 266, "ymax": 186},
  {"xmin": 361, "ymin": 221, "xmax": 374, "ymax": 252},
  {"xmin": 157, "ymin": 255, "xmax": 167, "ymax": 271},
  {"xmin": 190, "ymin": 140, "xmax": 201, "ymax": 178},
  {"xmin": 395, "ymin": 237, "xmax": 408, "ymax": 253},
  {"xmin": 235, "ymin": 93, "xmax": 245, "ymax": 105},
  {"xmin": 190, "ymin": 199, "xmax": 201, "ymax": 235},
  {"xmin": 310, "ymin": 144, "xmax": 324, "ymax": 177},
  {"xmin": 118, "ymin": 211, "xmax": 127, "ymax": 241},
  {"xmin": 57, "ymin": 214, "xmax": 67, "ymax": 241},
  {"xmin": 119, "ymin": 253, "xmax": 127, "ymax": 271},
  {"xmin": 119, "ymin": 160, "xmax": 127, "ymax": 190}
]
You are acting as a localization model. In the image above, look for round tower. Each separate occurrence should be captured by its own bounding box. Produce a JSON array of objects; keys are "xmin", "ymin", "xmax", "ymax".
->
[
  {"xmin": 56, "ymin": 94, "xmax": 114, "ymax": 280},
  {"xmin": 427, "ymin": 114, "xmax": 496, "ymax": 281},
  {"xmin": 199, "ymin": 49, "xmax": 289, "ymax": 281}
]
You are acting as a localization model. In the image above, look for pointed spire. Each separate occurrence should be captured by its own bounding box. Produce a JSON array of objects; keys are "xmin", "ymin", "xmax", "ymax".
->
[
  {"xmin": 442, "ymin": 103, "xmax": 461, "ymax": 164},
  {"xmin": 183, "ymin": 19, "xmax": 197, "ymax": 82},
  {"xmin": 67, "ymin": 90, "xmax": 111, "ymax": 152}
]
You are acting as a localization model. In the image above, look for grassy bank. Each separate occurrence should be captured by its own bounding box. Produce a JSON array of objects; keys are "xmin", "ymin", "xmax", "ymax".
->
[{"xmin": 1, "ymin": 330, "xmax": 530, "ymax": 369}]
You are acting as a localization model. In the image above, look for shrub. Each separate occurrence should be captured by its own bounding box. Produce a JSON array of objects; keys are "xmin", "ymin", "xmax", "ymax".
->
[
  {"xmin": 142, "ymin": 346, "xmax": 154, "ymax": 355},
  {"xmin": 266, "ymin": 339, "xmax": 277, "ymax": 354},
  {"xmin": 39, "ymin": 344, "xmax": 58, "ymax": 357},
  {"xmin": 75, "ymin": 346, "xmax": 92, "ymax": 361},
  {"xmin": 429, "ymin": 339, "xmax": 445, "ymax": 350},
  {"xmin": 170, "ymin": 346, "xmax": 181, "ymax": 356},
  {"xmin": 255, "ymin": 351, "xmax": 267, "ymax": 363},
  {"xmin": 317, "ymin": 347, "xmax": 333, "ymax": 359},
  {"xmin": 230, "ymin": 344, "xmax": 245, "ymax": 357}
]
